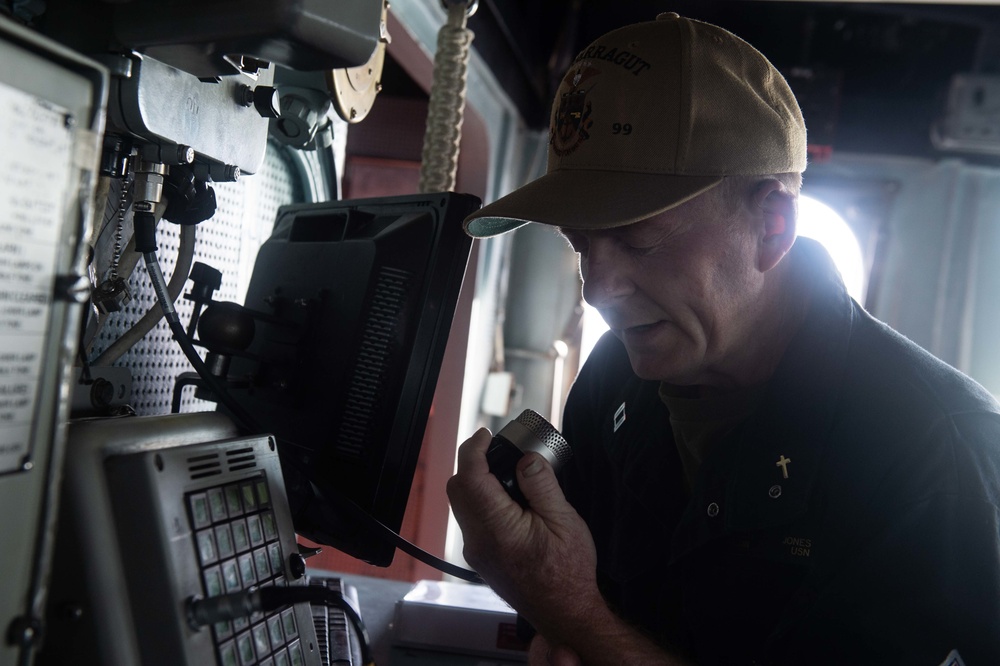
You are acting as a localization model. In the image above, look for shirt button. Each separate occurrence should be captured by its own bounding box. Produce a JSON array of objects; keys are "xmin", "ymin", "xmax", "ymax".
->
[
  {"xmin": 707, "ymin": 502, "xmax": 720, "ymax": 517},
  {"xmin": 769, "ymin": 484, "xmax": 782, "ymax": 499}
]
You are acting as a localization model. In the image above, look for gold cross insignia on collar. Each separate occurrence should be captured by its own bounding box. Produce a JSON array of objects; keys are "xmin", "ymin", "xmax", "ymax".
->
[{"xmin": 776, "ymin": 455, "xmax": 792, "ymax": 479}]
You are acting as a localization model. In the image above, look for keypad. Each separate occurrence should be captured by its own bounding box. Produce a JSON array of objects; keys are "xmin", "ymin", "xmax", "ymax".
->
[{"xmin": 186, "ymin": 473, "xmax": 300, "ymax": 666}]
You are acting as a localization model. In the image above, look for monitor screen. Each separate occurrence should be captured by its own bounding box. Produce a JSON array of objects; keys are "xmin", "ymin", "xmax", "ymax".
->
[{"xmin": 224, "ymin": 191, "xmax": 479, "ymax": 566}]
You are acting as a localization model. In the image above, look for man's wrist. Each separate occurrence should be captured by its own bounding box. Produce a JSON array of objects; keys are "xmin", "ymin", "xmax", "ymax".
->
[{"xmin": 542, "ymin": 598, "xmax": 688, "ymax": 666}]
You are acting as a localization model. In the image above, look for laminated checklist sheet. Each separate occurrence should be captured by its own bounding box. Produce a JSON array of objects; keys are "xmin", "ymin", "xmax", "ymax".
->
[
  {"xmin": 0, "ymin": 80, "xmax": 74, "ymax": 475},
  {"xmin": 0, "ymin": 18, "xmax": 107, "ymax": 666}
]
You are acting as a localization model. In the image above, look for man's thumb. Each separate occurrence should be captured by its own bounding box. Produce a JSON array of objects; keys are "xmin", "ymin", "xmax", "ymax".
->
[{"xmin": 516, "ymin": 453, "xmax": 565, "ymax": 514}]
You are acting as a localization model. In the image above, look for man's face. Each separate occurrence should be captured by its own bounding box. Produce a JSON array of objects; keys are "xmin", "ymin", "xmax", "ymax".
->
[{"xmin": 560, "ymin": 193, "xmax": 762, "ymax": 386}]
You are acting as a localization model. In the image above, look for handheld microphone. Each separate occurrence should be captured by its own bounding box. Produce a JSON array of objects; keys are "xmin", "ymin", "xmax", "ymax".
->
[{"xmin": 486, "ymin": 409, "xmax": 572, "ymax": 507}]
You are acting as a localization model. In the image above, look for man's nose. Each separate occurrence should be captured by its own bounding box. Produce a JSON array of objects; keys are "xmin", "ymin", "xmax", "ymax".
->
[{"xmin": 581, "ymin": 244, "xmax": 633, "ymax": 308}]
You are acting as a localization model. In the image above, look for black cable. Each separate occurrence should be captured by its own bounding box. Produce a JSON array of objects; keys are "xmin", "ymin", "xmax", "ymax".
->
[
  {"xmin": 373, "ymin": 515, "xmax": 484, "ymax": 584},
  {"xmin": 76, "ymin": 297, "xmax": 94, "ymax": 384},
  {"xmin": 142, "ymin": 247, "xmax": 484, "ymax": 584},
  {"xmin": 187, "ymin": 587, "xmax": 375, "ymax": 666},
  {"xmin": 170, "ymin": 373, "xmax": 202, "ymax": 414},
  {"xmin": 142, "ymin": 251, "xmax": 266, "ymax": 434},
  {"xmin": 305, "ymin": 471, "xmax": 485, "ymax": 585},
  {"xmin": 77, "ymin": 347, "xmax": 93, "ymax": 385}
]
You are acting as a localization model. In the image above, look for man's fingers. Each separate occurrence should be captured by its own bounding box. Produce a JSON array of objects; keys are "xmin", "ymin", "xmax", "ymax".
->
[
  {"xmin": 528, "ymin": 634, "xmax": 582, "ymax": 666},
  {"xmin": 454, "ymin": 427, "xmax": 493, "ymax": 476},
  {"xmin": 528, "ymin": 633, "xmax": 551, "ymax": 666},
  {"xmin": 547, "ymin": 644, "xmax": 584, "ymax": 666},
  {"xmin": 516, "ymin": 452, "xmax": 570, "ymax": 518},
  {"xmin": 447, "ymin": 427, "xmax": 512, "ymax": 527}
]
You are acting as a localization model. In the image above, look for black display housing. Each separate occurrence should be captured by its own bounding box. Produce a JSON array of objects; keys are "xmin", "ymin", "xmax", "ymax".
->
[{"xmin": 226, "ymin": 192, "xmax": 480, "ymax": 566}]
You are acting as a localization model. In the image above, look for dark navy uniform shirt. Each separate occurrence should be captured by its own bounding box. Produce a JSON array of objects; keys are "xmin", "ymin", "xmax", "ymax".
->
[{"xmin": 559, "ymin": 239, "xmax": 1000, "ymax": 664}]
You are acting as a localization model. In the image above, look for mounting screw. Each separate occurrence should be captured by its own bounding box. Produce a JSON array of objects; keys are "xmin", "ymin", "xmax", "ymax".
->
[
  {"xmin": 90, "ymin": 378, "xmax": 115, "ymax": 408},
  {"xmin": 237, "ymin": 84, "xmax": 255, "ymax": 107},
  {"xmin": 57, "ymin": 604, "xmax": 84, "ymax": 622},
  {"xmin": 6, "ymin": 616, "xmax": 42, "ymax": 649},
  {"xmin": 174, "ymin": 145, "xmax": 195, "ymax": 165}
]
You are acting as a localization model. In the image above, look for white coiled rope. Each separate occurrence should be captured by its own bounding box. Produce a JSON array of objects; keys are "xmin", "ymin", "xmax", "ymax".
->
[{"xmin": 418, "ymin": 1, "xmax": 476, "ymax": 194}]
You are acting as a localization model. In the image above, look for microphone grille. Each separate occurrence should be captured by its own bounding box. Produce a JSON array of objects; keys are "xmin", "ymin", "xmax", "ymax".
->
[{"xmin": 514, "ymin": 409, "xmax": 572, "ymax": 464}]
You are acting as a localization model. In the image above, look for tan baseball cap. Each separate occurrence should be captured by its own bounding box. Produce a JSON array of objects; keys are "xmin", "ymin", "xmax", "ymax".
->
[{"xmin": 463, "ymin": 12, "xmax": 807, "ymax": 238}]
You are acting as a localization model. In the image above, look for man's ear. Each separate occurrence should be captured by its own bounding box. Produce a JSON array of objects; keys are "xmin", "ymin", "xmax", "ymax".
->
[{"xmin": 752, "ymin": 180, "xmax": 797, "ymax": 273}]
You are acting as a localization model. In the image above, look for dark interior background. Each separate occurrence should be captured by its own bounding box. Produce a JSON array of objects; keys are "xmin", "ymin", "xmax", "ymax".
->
[{"xmin": 459, "ymin": 1, "xmax": 1000, "ymax": 165}]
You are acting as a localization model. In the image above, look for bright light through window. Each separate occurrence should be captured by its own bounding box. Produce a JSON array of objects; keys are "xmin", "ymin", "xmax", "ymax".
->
[
  {"xmin": 797, "ymin": 194, "xmax": 866, "ymax": 302},
  {"xmin": 580, "ymin": 302, "xmax": 608, "ymax": 366},
  {"xmin": 577, "ymin": 195, "xmax": 867, "ymax": 368}
]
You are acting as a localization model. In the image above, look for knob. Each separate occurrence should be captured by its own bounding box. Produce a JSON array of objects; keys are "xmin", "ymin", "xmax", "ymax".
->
[
  {"xmin": 238, "ymin": 84, "xmax": 281, "ymax": 118},
  {"xmin": 252, "ymin": 86, "xmax": 281, "ymax": 118},
  {"xmin": 197, "ymin": 302, "xmax": 255, "ymax": 352},
  {"xmin": 288, "ymin": 553, "xmax": 307, "ymax": 580}
]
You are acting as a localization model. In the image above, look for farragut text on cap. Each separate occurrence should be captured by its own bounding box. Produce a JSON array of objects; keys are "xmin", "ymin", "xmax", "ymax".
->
[{"xmin": 573, "ymin": 45, "xmax": 652, "ymax": 76}]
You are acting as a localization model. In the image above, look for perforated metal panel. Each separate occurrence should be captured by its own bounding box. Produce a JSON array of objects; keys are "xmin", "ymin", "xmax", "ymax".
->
[{"xmin": 88, "ymin": 142, "xmax": 318, "ymax": 415}]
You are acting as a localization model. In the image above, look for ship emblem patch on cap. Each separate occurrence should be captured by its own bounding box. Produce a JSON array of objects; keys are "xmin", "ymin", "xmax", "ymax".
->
[{"xmin": 551, "ymin": 63, "xmax": 599, "ymax": 157}]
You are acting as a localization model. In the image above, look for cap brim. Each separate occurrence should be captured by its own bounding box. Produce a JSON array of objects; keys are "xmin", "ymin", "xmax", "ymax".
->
[{"xmin": 463, "ymin": 169, "xmax": 723, "ymax": 238}]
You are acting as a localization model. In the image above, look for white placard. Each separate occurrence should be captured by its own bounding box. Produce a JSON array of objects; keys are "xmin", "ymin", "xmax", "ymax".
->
[{"xmin": 0, "ymin": 79, "xmax": 74, "ymax": 474}]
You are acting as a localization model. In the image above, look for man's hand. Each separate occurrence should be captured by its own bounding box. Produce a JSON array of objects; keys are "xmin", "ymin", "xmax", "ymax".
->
[
  {"xmin": 446, "ymin": 428, "xmax": 603, "ymax": 641},
  {"xmin": 447, "ymin": 428, "xmax": 689, "ymax": 665}
]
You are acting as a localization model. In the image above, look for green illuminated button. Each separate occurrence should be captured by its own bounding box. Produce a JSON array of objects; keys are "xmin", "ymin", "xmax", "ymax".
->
[
  {"xmin": 288, "ymin": 640, "xmax": 304, "ymax": 666},
  {"xmin": 237, "ymin": 631, "xmax": 255, "ymax": 665},
  {"xmin": 247, "ymin": 515, "xmax": 264, "ymax": 547},
  {"xmin": 256, "ymin": 479, "xmax": 271, "ymax": 507},
  {"xmin": 253, "ymin": 623, "xmax": 271, "ymax": 656},
  {"xmin": 196, "ymin": 529, "xmax": 218, "ymax": 565},
  {"xmin": 222, "ymin": 559, "xmax": 241, "ymax": 593},
  {"xmin": 189, "ymin": 493, "xmax": 210, "ymax": 529},
  {"xmin": 232, "ymin": 520, "xmax": 250, "ymax": 553},
  {"xmin": 208, "ymin": 487, "xmax": 228, "ymax": 523},
  {"xmin": 241, "ymin": 482, "xmax": 257, "ymax": 512},
  {"xmin": 219, "ymin": 640, "xmax": 239, "ymax": 666},
  {"xmin": 267, "ymin": 615, "xmax": 284, "ymax": 647},
  {"xmin": 215, "ymin": 525, "xmax": 235, "ymax": 559},
  {"xmin": 261, "ymin": 512, "xmax": 278, "ymax": 542},
  {"xmin": 238, "ymin": 553, "xmax": 256, "ymax": 587},
  {"xmin": 254, "ymin": 547, "xmax": 271, "ymax": 580},
  {"xmin": 280, "ymin": 609, "xmax": 297, "ymax": 639},
  {"xmin": 225, "ymin": 485, "xmax": 243, "ymax": 516},
  {"xmin": 214, "ymin": 620, "xmax": 233, "ymax": 640},
  {"xmin": 203, "ymin": 566, "xmax": 224, "ymax": 597},
  {"xmin": 268, "ymin": 543, "xmax": 283, "ymax": 574}
]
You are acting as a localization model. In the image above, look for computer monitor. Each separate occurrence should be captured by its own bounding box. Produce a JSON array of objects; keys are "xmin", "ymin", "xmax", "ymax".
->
[{"xmin": 223, "ymin": 191, "xmax": 479, "ymax": 566}]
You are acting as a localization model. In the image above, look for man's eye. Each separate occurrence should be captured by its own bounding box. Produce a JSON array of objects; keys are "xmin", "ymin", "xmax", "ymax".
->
[
  {"xmin": 619, "ymin": 229, "xmax": 663, "ymax": 253},
  {"xmin": 622, "ymin": 239, "xmax": 655, "ymax": 254}
]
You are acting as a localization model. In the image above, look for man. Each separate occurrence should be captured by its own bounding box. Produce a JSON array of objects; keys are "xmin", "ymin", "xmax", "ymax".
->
[{"xmin": 447, "ymin": 13, "xmax": 1000, "ymax": 666}]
